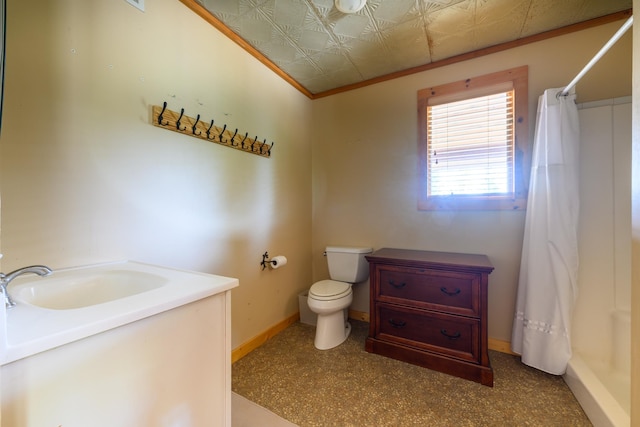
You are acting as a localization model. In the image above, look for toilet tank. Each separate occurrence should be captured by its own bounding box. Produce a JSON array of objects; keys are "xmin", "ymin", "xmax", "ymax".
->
[{"xmin": 326, "ymin": 246, "xmax": 373, "ymax": 283}]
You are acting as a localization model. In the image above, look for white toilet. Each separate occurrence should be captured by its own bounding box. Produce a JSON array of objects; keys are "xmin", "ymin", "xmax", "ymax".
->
[{"xmin": 307, "ymin": 246, "xmax": 373, "ymax": 350}]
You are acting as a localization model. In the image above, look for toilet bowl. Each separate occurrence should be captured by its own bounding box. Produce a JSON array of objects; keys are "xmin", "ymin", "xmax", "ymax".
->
[
  {"xmin": 307, "ymin": 280, "xmax": 353, "ymax": 350},
  {"xmin": 307, "ymin": 246, "xmax": 372, "ymax": 350}
]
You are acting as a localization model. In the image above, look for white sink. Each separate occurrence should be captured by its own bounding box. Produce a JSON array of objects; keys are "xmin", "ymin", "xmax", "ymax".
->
[{"xmin": 13, "ymin": 270, "xmax": 168, "ymax": 310}]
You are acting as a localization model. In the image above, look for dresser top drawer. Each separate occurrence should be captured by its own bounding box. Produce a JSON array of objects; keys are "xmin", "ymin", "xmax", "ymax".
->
[
  {"xmin": 376, "ymin": 266, "xmax": 479, "ymax": 316},
  {"xmin": 366, "ymin": 248, "xmax": 494, "ymax": 274}
]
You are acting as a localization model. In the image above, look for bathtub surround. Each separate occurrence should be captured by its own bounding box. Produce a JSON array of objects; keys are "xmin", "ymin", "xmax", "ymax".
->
[
  {"xmin": 566, "ymin": 352, "xmax": 629, "ymax": 427},
  {"xmin": 565, "ymin": 98, "xmax": 632, "ymax": 426}
]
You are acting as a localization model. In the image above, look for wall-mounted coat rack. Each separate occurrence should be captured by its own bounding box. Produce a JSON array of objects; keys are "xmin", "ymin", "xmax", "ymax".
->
[{"xmin": 151, "ymin": 102, "xmax": 274, "ymax": 158}]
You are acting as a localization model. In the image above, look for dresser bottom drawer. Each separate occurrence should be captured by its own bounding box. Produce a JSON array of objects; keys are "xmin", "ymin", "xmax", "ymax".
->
[
  {"xmin": 365, "ymin": 337, "xmax": 494, "ymax": 386},
  {"xmin": 376, "ymin": 304, "xmax": 479, "ymax": 363}
]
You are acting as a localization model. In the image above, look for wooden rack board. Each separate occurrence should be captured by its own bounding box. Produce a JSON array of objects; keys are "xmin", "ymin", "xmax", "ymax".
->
[{"xmin": 151, "ymin": 103, "xmax": 273, "ymax": 158}]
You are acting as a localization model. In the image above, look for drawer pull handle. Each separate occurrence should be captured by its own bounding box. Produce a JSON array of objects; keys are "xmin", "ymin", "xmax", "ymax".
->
[
  {"xmin": 389, "ymin": 280, "xmax": 406, "ymax": 289},
  {"xmin": 388, "ymin": 319, "xmax": 407, "ymax": 328},
  {"xmin": 440, "ymin": 329, "xmax": 461, "ymax": 340},
  {"xmin": 440, "ymin": 287, "xmax": 461, "ymax": 297}
]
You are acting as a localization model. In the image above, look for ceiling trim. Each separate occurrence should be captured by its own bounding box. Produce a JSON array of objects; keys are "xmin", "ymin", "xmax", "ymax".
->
[
  {"xmin": 314, "ymin": 9, "xmax": 633, "ymax": 99},
  {"xmin": 178, "ymin": 0, "xmax": 314, "ymax": 98},
  {"xmin": 178, "ymin": 1, "xmax": 631, "ymax": 101}
]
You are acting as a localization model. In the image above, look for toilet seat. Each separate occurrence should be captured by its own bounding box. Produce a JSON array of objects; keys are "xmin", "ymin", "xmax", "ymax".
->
[{"xmin": 309, "ymin": 280, "xmax": 351, "ymax": 301}]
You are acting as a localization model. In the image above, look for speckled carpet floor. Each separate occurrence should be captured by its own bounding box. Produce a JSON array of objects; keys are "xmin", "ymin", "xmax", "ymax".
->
[{"xmin": 232, "ymin": 320, "xmax": 592, "ymax": 427}]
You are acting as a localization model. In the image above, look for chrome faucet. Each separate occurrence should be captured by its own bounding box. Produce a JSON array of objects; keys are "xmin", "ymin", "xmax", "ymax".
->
[{"xmin": 0, "ymin": 265, "xmax": 53, "ymax": 308}]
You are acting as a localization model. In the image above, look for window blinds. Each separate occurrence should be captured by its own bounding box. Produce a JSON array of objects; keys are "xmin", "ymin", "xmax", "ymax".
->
[{"xmin": 427, "ymin": 90, "xmax": 514, "ymax": 196}]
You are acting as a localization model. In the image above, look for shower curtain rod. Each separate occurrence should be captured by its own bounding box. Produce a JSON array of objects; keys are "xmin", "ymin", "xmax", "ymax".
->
[{"xmin": 561, "ymin": 15, "xmax": 633, "ymax": 96}]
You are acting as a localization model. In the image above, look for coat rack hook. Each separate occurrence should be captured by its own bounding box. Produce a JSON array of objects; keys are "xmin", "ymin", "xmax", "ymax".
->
[
  {"xmin": 157, "ymin": 102, "xmax": 169, "ymax": 126},
  {"xmin": 230, "ymin": 129, "xmax": 239, "ymax": 146},
  {"xmin": 218, "ymin": 124, "xmax": 227, "ymax": 143},
  {"xmin": 260, "ymin": 139, "xmax": 268, "ymax": 154},
  {"xmin": 192, "ymin": 114, "xmax": 201, "ymax": 135},
  {"xmin": 240, "ymin": 132, "xmax": 249, "ymax": 149},
  {"xmin": 268, "ymin": 141, "xmax": 275, "ymax": 156},
  {"xmin": 176, "ymin": 108, "xmax": 186, "ymax": 131},
  {"xmin": 251, "ymin": 137, "xmax": 259, "ymax": 152},
  {"xmin": 206, "ymin": 120, "xmax": 215, "ymax": 140}
]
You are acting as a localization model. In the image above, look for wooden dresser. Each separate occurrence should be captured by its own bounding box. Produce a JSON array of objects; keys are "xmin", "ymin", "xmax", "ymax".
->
[{"xmin": 365, "ymin": 248, "xmax": 494, "ymax": 386}]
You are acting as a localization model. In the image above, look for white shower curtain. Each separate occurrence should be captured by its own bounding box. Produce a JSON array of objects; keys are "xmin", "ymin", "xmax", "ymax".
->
[{"xmin": 511, "ymin": 87, "xmax": 580, "ymax": 375}]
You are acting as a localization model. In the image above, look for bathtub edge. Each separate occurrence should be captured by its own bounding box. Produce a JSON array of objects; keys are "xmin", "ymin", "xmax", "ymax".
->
[{"xmin": 564, "ymin": 354, "xmax": 629, "ymax": 427}]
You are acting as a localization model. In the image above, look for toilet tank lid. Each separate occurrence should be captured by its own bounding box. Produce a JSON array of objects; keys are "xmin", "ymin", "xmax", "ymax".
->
[{"xmin": 326, "ymin": 246, "xmax": 373, "ymax": 254}]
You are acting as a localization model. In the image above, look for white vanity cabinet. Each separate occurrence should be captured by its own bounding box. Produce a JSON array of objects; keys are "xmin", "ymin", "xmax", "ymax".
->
[{"xmin": 1, "ymin": 290, "xmax": 234, "ymax": 427}]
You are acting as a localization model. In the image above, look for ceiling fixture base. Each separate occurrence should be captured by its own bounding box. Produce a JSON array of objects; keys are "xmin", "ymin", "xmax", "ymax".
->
[{"xmin": 335, "ymin": 0, "xmax": 367, "ymax": 14}]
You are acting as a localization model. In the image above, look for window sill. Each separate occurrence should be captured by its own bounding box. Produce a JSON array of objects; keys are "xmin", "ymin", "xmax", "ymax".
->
[{"xmin": 418, "ymin": 196, "xmax": 527, "ymax": 211}]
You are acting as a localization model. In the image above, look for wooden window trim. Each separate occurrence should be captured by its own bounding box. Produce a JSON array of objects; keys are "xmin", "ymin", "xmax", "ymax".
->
[{"xmin": 418, "ymin": 66, "xmax": 529, "ymax": 211}]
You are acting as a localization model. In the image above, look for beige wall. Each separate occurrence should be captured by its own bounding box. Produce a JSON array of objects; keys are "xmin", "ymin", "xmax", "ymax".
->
[
  {"xmin": 0, "ymin": 0, "xmax": 312, "ymax": 349},
  {"xmin": 311, "ymin": 21, "xmax": 632, "ymax": 343}
]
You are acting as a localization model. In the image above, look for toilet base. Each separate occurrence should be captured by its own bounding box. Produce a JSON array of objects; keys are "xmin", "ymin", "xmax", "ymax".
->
[{"xmin": 314, "ymin": 309, "xmax": 351, "ymax": 350}]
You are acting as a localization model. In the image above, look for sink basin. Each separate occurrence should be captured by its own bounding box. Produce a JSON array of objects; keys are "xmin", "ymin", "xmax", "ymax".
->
[{"xmin": 13, "ymin": 270, "xmax": 168, "ymax": 310}]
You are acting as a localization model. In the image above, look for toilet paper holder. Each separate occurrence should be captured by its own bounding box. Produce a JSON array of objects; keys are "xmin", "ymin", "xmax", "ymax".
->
[
  {"xmin": 260, "ymin": 252, "xmax": 270, "ymax": 270},
  {"xmin": 260, "ymin": 251, "xmax": 287, "ymax": 270}
]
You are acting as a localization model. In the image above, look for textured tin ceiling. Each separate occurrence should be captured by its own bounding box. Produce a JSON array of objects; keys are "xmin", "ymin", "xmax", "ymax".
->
[{"xmin": 196, "ymin": 0, "xmax": 632, "ymax": 95}]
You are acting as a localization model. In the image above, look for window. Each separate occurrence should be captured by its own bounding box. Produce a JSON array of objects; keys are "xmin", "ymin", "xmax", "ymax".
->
[{"xmin": 418, "ymin": 66, "xmax": 529, "ymax": 210}]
